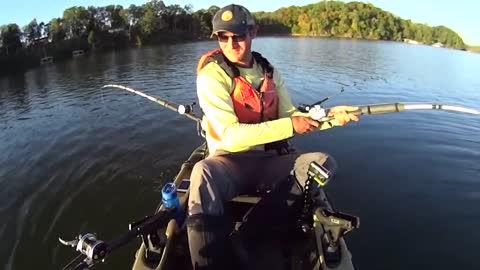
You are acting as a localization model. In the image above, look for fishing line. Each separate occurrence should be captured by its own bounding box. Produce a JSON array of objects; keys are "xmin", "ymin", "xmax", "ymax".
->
[{"xmin": 304, "ymin": 76, "xmax": 388, "ymax": 110}]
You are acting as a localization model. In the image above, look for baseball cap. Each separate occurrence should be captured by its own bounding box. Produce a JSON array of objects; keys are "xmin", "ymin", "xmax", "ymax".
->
[{"xmin": 211, "ymin": 4, "xmax": 256, "ymax": 37}]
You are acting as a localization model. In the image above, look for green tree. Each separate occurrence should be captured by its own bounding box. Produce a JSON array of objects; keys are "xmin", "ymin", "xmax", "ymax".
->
[
  {"xmin": 338, "ymin": 12, "xmax": 351, "ymax": 37},
  {"xmin": 48, "ymin": 18, "xmax": 66, "ymax": 42},
  {"xmin": 192, "ymin": 7, "xmax": 216, "ymax": 37},
  {"xmin": 127, "ymin": 4, "xmax": 145, "ymax": 26},
  {"xmin": 251, "ymin": 1, "xmax": 465, "ymax": 49},
  {"xmin": 350, "ymin": 10, "xmax": 361, "ymax": 38},
  {"xmin": 63, "ymin": 6, "xmax": 90, "ymax": 38},
  {"xmin": 125, "ymin": 4, "xmax": 145, "ymax": 44},
  {"xmin": 105, "ymin": 5, "xmax": 126, "ymax": 29},
  {"xmin": 297, "ymin": 13, "xmax": 311, "ymax": 35},
  {"xmin": 86, "ymin": 6, "xmax": 98, "ymax": 33},
  {"xmin": 0, "ymin": 0, "xmax": 470, "ymax": 74},
  {"xmin": 147, "ymin": 0, "xmax": 167, "ymax": 16},
  {"xmin": 165, "ymin": 4, "xmax": 185, "ymax": 32},
  {"xmin": 23, "ymin": 19, "xmax": 40, "ymax": 44},
  {"xmin": 0, "ymin": 24, "xmax": 22, "ymax": 55},
  {"xmin": 138, "ymin": 4, "xmax": 165, "ymax": 38}
]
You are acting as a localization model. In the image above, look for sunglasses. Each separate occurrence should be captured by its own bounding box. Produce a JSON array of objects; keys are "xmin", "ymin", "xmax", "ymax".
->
[{"xmin": 216, "ymin": 33, "xmax": 247, "ymax": 43}]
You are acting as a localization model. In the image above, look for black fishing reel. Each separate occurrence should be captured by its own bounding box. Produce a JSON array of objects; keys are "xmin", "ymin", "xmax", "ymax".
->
[
  {"xmin": 177, "ymin": 102, "xmax": 196, "ymax": 115},
  {"xmin": 60, "ymin": 207, "xmax": 177, "ymax": 270},
  {"xmin": 177, "ymin": 102, "xmax": 206, "ymax": 138},
  {"xmin": 59, "ymin": 233, "xmax": 107, "ymax": 269}
]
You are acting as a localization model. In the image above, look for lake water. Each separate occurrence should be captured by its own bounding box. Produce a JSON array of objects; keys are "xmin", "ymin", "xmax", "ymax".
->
[{"xmin": 1, "ymin": 37, "xmax": 479, "ymax": 270}]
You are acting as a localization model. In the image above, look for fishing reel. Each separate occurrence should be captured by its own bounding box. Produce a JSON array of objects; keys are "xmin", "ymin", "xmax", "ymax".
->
[
  {"xmin": 298, "ymin": 97, "xmax": 332, "ymax": 121},
  {"xmin": 177, "ymin": 102, "xmax": 196, "ymax": 115},
  {"xmin": 60, "ymin": 207, "xmax": 177, "ymax": 270},
  {"xmin": 177, "ymin": 102, "xmax": 206, "ymax": 138},
  {"xmin": 59, "ymin": 233, "xmax": 107, "ymax": 267},
  {"xmin": 303, "ymin": 104, "xmax": 329, "ymax": 121}
]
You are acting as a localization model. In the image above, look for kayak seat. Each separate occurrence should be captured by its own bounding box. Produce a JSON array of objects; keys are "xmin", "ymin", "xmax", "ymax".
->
[
  {"xmin": 231, "ymin": 186, "xmax": 275, "ymax": 205},
  {"xmin": 231, "ymin": 193, "xmax": 264, "ymax": 204},
  {"xmin": 230, "ymin": 175, "xmax": 296, "ymax": 205}
]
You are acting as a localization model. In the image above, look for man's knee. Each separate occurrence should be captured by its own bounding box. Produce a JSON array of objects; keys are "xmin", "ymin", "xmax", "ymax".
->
[
  {"xmin": 189, "ymin": 159, "xmax": 233, "ymax": 216},
  {"xmin": 191, "ymin": 159, "xmax": 211, "ymax": 180},
  {"xmin": 189, "ymin": 160, "xmax": 220, "ymax": 216}
]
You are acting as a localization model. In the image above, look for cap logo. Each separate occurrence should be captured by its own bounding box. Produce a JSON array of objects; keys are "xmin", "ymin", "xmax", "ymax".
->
[{"xmin": 221, "ymin": 10, "xmax": 233, "ymax": 21}]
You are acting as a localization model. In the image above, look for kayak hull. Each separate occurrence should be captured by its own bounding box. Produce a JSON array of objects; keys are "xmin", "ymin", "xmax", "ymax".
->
[{"xmin": 131, "ymin": 144, "xmax": 354, "ymax": 270}]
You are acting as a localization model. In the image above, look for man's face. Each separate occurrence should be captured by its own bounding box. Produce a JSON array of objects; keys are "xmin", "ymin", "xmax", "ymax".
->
[{"xmin": 216, "ymin": 30, "xmax": 253, "ymax": 65}]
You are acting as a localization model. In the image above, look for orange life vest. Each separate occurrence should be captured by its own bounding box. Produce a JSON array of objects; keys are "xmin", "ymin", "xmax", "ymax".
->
[{"xmin": 196, "ymin": 49, "xmax": 279, "ymax": 124}]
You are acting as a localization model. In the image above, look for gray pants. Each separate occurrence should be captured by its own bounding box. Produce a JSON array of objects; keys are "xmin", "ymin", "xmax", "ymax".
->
[{"xmin": 188, "ymin": 150, "xmax": 337, "ymax": 216}]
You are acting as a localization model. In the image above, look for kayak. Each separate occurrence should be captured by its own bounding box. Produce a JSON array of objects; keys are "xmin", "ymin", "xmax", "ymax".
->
[
  {"xmin": 60, "ymin": 85, "xmax": 479, "ymax": 270},
  {"xmin": 130, "ymin": 143, "xmax": 358, "ymax": 270},
  {"xmin": 60, "ymin": 142, "xmax": 358, "ymax": 270}
]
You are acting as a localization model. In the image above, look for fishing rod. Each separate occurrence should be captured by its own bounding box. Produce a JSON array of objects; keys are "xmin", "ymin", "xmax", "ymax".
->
[
  {"xmin": 298, "ymin": 78, "xmax": 479, "ymax": 121},
  {"xmin": 104, "ymin": 84, "xmax": 479, "ymax": 124},
  {"xmin": 351, "ymin": 103, "xmax": 480, "ymax": 115},
  {"xmin": 102, "ymin": 84, "xmax": 201, "ymax": 123},
  {"xmin": 300, "ymin": 102, "xmax": 480, "ymax": 122}
]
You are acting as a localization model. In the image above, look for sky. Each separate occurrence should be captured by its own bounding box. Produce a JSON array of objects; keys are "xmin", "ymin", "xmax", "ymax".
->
[{"xmin": 1, "ymin": 0, "xmax": 478, "ymax": 45}]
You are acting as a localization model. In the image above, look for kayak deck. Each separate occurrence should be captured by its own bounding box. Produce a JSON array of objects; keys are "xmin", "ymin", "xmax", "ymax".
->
[
  {"xmin": 131, "ymin": 143, "xmax": 353, "ymax": 270},
  {"xmin": 143, "ymin": 198, "xmax": 321, "ymax": 270}
]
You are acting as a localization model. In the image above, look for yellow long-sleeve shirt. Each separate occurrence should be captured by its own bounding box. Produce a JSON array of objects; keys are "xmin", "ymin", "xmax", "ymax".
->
[{"xmin": 197, "ymin": 58, "xmax": 333, "ymax": 155}]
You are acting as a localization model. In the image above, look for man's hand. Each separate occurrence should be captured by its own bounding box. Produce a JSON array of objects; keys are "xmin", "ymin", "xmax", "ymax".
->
[
  {"xmin": 327, "ymin": 105, "xmax": 359, "ymax": 126},
  {"xmin": 291, "ymin": 116, "xmax": 320, "ymax": 134},
  {"xmin": 292, "ymin": 105, "xmax": 359, "ymax": 134}
]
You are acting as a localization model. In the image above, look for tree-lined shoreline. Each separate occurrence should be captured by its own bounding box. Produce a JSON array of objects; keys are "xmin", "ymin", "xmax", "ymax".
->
[{"xmin": 0, "ymin": 1, "xmax": 473, "ymax": 76}]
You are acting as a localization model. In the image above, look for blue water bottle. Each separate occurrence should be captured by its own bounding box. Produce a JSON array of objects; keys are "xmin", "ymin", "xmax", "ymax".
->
[{"xmin": 161, "ymin": 182, "xmax": 182, "ymax": 224}]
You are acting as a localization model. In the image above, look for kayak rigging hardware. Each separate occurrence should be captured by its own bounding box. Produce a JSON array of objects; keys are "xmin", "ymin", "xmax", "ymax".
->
[
  {"xmin": 59, "ymin": 207, "xmax": 176, "ymax": 270},
  {"xmin": 298, "ymin": 162, "xmax": 360, "ymax": 264}
]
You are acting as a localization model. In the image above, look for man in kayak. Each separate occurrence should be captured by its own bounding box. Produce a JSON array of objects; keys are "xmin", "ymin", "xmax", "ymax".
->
[{"xmin": 189, "ymin": 4, "xmax": 359, "ymax": 269}]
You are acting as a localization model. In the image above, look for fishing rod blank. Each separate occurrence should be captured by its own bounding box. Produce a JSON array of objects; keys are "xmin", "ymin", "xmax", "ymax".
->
[
  {"xmin": 350, "ymin": 103, "xmax": 480, "ymax": 116},
  {"xmin": 102, "ymin": 84, "xmax": 201, "ymax": 123},
  {"xmin": 306, "ymin": 102, "xmax": 480, "ymax": 122},
  {"xmin": 103, "ymin": 84, "xmax": 479, "ymax": 124}
]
